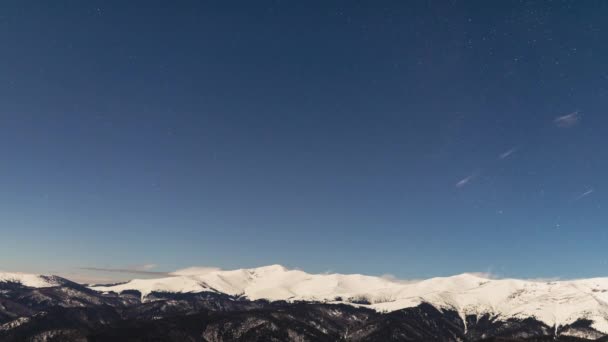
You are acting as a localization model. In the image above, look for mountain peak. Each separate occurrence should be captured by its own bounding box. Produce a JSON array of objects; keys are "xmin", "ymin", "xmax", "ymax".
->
[
  {"xmin": 248, "ymin": 264, "xmax": 288, "ymax": 274},
  {"xmin": 88, "ymin": 267, "xmax": 608, "ymax": 334},
  {"xmin": 0, "ymin": 271, "xmax": 65, "ymax": 288}
]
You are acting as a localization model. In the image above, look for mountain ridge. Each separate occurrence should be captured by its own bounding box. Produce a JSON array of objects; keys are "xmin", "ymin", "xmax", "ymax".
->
[
  {"xmin": 81, "ymin": 265, "xmax": 608, "ymax": 334},
  {"xmin": 2, "ymin": 266, "xmax": 608, "ymax": 341}
]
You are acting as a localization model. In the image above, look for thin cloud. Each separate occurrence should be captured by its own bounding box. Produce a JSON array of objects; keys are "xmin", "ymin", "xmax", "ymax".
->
[
  {"xmin": 80, "ymin": 265, "xmax": 224, "ymax": 278},
  {"xmin": 68, "ymin": 265, "xmax": 221, "ymax": 284},
  {"xmin": 80, "ymin": 265, "xmax": 169, "ymax": 276},
  {"xmin": 137, "ymin": 264, "xmax": 158, "ymax": 271},
  {"xmin": 499, "ymin": 147, "xmax": 517, "ymax": 160},
  {"xmin": 574, "ymin": 188, "xmax": 594, "ymax": 201},
  {"xmin": 455, "ymin": 172, "xmax": 478, "ymax": 188},
  {"xmin": 169, "ymin": 266, "xmax": 222, "ymax": 276},
  {"xmin": 554, "ymin": 111, "xmax": 580, "ymax": 128},
  {"xmin": 56, "ymin": 273, "xmax": 122, "ymax": 285}
]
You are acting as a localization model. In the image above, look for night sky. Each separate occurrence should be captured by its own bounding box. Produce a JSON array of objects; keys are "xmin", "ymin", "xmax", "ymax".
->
[{"xmin": 2, "ymin": 1, "xmax": 608, "ymax": 281}]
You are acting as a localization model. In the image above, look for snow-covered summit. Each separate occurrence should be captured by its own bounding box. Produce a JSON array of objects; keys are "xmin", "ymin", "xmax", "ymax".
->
[
  {"xmin": 88, "ymin": 265, "xmax": 608, "ymax": 333},
  {"xmin": 0, "ymin": 271, "xmax": 63, "ymax": 288}
]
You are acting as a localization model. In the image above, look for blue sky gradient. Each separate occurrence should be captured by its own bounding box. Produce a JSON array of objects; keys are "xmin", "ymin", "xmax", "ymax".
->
[{"xmin": 1, "ymin": 1, "xmax": 608, "ymax": 280}]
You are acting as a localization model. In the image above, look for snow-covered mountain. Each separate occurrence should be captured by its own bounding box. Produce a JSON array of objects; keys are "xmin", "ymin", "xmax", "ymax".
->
[
  {"xmin": 3, "ymin": 266, "xmax": 608, "ymax": 341},
  {"xmin": 0, "ymin": 272, "xmax": 65, "ymax": 288},
  {"xmin": 89, "ymin": 265, "xmax": 608, "ymax": 335}
]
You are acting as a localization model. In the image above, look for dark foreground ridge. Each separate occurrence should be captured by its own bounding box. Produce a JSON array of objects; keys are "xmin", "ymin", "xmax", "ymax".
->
[{"xmin": 0, "ymin": 277, "xmax": 606, "ymax": 342}]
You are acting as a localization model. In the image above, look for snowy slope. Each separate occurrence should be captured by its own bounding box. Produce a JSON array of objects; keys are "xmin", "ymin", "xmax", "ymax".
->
[
  {"xmin": 90, "ymin": 265, "xmax": 608, "ymax": 333},
  {"xmin": 0, "ymin": 272, "xmax": 62, "ymax": 288}
]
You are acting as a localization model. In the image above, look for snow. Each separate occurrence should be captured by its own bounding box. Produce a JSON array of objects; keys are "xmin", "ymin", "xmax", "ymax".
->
[
  {"xmin": 0, "ymin": 272, "xmax": 60, "ymax": 288},
  {"xmin": 86, "ymin": 265, "xmax": 608, "ymax": 334},
  {"xmin": 0, "ymin": 317, "xmax": 31, "ymax": 332}
]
